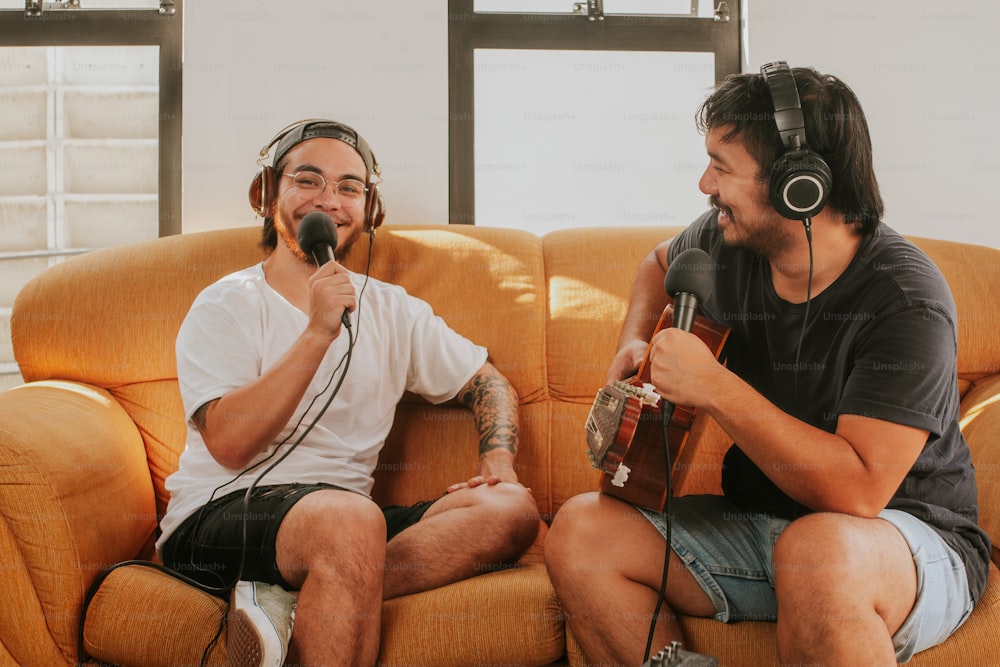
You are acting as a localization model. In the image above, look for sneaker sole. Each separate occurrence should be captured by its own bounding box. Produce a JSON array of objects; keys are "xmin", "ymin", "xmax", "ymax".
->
[{"xmin": 228, "ymin": 607, "xmax": 265, "ymax": 667}]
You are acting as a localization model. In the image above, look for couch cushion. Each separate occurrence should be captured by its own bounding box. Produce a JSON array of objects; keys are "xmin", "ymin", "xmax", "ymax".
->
[
  {"xmin": 84, "ymin": 559, "xmax": 565, "ymax": 667},
  {"xmin": 543, "ymin": 226, "xmax": 682, "ymax": 403}
]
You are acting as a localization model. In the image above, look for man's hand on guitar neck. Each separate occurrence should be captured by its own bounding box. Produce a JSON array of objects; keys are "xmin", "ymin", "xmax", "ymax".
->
[{"xmin": 607, "ymin": 338, "xmax": 650, "ymax": 384}]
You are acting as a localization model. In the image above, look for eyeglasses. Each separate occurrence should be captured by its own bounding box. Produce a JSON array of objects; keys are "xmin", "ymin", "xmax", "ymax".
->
[{"xmin": 283, "ymin": 171, "xmax": 368, "ymax": 201}]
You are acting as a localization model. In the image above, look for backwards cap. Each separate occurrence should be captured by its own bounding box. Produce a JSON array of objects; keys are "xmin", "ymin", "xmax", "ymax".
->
[{"xmin": 270, "ymin": 119, "xmax": 380, "ymax": 182}]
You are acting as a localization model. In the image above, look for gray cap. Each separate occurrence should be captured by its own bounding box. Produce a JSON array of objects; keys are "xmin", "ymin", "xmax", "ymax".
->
[{"xmin": 272, "ymin": 119, "xmax": 379, "ymax": 180}]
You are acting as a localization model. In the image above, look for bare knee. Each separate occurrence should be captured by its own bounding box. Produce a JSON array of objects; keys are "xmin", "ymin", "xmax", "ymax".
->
[
  {"xmin": 429, "ymin": 482, "xmax": 540, "ymax": 562},
  {"xmin": 774, "ymin": 514, "xmax": 862, "ymax": 588},
  {"xmin": 478, "ymin": 482, "xmax": 541, "ymax": 556},
  {"xmin": 276, "ymin": 490, "xmax": 386, "ymax": 588},
  {"xmin": 546, "ymin": 492, "xmax": 632, "ymax": 576},
  {"xmin": 547, "ymin": 493, "xmax": 600, "ymax": 561},
  {"xmin": 773, "ymin": 513, "xmax": 886, "ymax": 626}
]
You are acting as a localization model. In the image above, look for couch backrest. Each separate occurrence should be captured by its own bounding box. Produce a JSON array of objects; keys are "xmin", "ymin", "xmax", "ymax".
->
[
  {"xmin": 12, "ymin": 225, "xmax": 1000, "ymax": 538},
  {"xmin": 908, "ymin": 237, "xmax": 1000, "ymax": 387},
  {"xmin": 12, "ymin": 225, "xmax": 555, "ymax": 518}
]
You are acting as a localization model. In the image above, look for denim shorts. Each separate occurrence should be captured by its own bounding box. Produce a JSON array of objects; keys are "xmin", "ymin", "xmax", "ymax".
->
[
  {"xmin": 639, "ymin": 494, "xmax": 974, "ymax": 662},
  {"xmin": 161, "ymin": 483, "xmax": 434, "ymax": 592}
]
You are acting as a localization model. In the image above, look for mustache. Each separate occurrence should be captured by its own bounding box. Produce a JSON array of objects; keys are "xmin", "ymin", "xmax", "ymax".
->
[{"xmin": 709, "ymin": 195, "xmax": 730, "ymax": 213}]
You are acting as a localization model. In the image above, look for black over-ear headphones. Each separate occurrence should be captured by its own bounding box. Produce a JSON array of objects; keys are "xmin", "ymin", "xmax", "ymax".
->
[
  {"xmin": 248, "ymin": 118, "xmax": 386, "ymax": 231},
  {"xmin": 760, "ymin": 61, "xmax": 832, "ymax": 221}
]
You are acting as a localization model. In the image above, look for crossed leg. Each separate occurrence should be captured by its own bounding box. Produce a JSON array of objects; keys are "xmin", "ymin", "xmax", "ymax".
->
[{"xmin": 383, "ymin": 481, "xmax": 539, "ymax": 600}]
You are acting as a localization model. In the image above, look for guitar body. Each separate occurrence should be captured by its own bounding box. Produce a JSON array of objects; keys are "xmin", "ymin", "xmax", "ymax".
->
[{"xmin": 586, "ymin": 305, "xmax": 730, "ymax": 512}]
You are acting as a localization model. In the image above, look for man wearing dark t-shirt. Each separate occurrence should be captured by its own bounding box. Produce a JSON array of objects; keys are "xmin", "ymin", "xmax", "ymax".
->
[{"xmin": 544, "ymin": 63, "xmax": 990, "ymax": 666}]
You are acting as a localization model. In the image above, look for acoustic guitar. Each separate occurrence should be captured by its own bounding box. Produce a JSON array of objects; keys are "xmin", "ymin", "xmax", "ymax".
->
[{"xmin": 586, "ymin": 304, "xmax": 730, "ymax": 512}]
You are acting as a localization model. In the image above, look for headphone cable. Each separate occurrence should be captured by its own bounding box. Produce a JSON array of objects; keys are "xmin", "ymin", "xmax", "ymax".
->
[{"xmin": 793, "ymin": 218, "xmax": 814, "ymax": 395}]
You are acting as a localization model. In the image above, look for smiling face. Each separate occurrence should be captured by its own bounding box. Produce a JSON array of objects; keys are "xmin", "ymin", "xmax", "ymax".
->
[
  {"xmin": 272, "ymin": 137, "xmax": 369, "ymax": 263},
  {"xmin": 698, "ymin": 125, "xmax": 798, "ymax": 258}
]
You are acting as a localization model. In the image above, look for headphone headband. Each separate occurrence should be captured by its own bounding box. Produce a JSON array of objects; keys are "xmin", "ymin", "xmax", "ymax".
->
[
  {"xmin": 760, "ymin": 62, "xmax": 808, "ymax": 152},
  {"xmin": 760, "ymin": 61, "xmax": 832, "ymax": 221}
]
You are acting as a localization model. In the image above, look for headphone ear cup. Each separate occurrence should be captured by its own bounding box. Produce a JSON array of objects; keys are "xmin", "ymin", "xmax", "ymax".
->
[
  {"xmin": 769, "ymin": 151, "xmax": 833, "ymax": 220},
  {"xmin": 366, "ymin": 183, "xmax": 385, "ymax": 231},
  {"xmin": 249, "ymin": 166, "xmax": 277, "ymax": 218}
]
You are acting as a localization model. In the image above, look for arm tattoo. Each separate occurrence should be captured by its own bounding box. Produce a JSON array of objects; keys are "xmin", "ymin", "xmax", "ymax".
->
[
  {"xmin": 190, "ymin": 400, "xmax": 216, "ymax": 436},
  {"xmin": 457, "ymin": 367, "xmax": 519, "ymax": 456}
]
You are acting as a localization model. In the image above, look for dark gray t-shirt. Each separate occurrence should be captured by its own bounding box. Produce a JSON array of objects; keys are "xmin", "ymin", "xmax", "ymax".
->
[{"xmin": 669, "ymin": 211, "xmax": 991, "ymax": 602}]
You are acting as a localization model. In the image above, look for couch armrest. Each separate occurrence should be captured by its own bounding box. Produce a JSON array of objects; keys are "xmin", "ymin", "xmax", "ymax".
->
[
  {"xmin": 960, "ymin": 374, "xmax": 1000, "ymax": 565},
  {"xmin": 0, "ymin": 380, "xmax": 156, "ymax": 665}
]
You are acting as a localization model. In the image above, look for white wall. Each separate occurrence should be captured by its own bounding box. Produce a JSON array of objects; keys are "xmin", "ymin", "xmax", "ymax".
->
[
  {"xmin": 742, "ymin": 1, "xmax": 1000, "ymax": 247},
  {"xmin": 183, "ymin": 0, "xmax": 1000, "ymax": 247},
  {"xmin": 182, "ymin": 1, "xmax": 448, "ymax": 233}
]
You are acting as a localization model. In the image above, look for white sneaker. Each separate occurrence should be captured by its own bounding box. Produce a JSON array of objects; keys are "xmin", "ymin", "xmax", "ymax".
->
[{"xmin": 227, "ymin": 581, "xmax": 297, "ymax": 667}]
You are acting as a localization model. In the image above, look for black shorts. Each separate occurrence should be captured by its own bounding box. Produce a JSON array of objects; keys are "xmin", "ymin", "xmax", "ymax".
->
[{"xmin": 160, "ymin": 483, "xmax": 434, "ymax": 592}]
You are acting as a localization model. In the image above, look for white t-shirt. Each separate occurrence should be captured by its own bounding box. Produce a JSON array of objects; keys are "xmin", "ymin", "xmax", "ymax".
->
[{"xmin": 156, "ymin": 263, "xmax": 487, "ymax": 552}]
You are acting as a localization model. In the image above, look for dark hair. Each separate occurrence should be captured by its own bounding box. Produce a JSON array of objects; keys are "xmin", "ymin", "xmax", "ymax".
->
[
  {"xmin": 261, "ymin": 217, "xmax": 277, "ymax": 252},
  {"xmin": 697, "ymin": 67, "xmax": 884, "ymax": 234},
  {"xmin": 259, "ymin": 156, "xmax": 288, "ymax": 252}
]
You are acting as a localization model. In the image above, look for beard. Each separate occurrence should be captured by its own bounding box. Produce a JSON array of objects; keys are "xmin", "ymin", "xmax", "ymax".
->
[
  {"xmin": 274, "ymin": 215, "xmax": 313, "ymax": 264},
  {"xmin": 274, "ymin": 212, "xmax": 356, "ymax": 265},
  {"xmin": 709, "ymin": 194, "xmax": 795, "ymax": 259}
]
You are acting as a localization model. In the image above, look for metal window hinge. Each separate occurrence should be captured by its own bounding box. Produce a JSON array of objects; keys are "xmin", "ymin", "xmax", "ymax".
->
[
  {"xmin": 572, "ymin": 0, "xmax": 604, "ymax": 21},
  {"xmin": 714, "ymin": 2, "xmax": 731, "ymax": 22},
  {"xmin": 25, "ymin": 0, "xmax": 78, "ymax": 16}
]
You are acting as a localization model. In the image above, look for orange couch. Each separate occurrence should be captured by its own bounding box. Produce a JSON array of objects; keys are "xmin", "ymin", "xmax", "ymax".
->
[{"xmin": 2, "ymin": 224, "xmax": 998, "ymax": 666}]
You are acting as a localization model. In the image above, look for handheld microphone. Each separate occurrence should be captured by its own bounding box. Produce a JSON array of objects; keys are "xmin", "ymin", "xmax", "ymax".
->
[
  {"xmin": 297, "ymin": 211, "xmax": 338, "ymax": 265},
  {"xmin": 659, "ymin": 248, "xmax": 716, "ymax": 420},
  {"xmin": 296, "ymin": 211, "xmax": 352, "ymax": 329},
  {"xmin": 663, "ymin": 247, "xmax": 715, "ymax": 333}
]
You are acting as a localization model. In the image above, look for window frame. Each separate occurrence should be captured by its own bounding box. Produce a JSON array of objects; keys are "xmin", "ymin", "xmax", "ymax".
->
[
  {"xmin": 0, "ymin": 2, "xmax": 183, "ymax": 237},
  {"xmin": 448, "ymin": 0, "xmax": 741, "ymax": 225}
]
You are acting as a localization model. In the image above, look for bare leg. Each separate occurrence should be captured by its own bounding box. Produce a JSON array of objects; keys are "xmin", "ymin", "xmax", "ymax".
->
[
  {"xmin": 774, "ymin": 513, "xmax": 917, "ymax": 666},
  {"xmin": 544, "ymin": 492, "xmax": 715, "ymax": 667},
  {"xmin": 383, "ymin": 482, "xmax": 539, "ymax": 600},
  {"xmin": 275, "ymin": 489, "xmax": 386, "ymax": 666}
]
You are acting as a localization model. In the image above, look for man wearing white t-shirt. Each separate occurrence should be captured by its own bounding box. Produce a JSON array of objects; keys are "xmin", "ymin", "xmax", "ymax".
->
[{"xmin": 156, "ymin": 120, "xmax": 539, "ymax": 666}]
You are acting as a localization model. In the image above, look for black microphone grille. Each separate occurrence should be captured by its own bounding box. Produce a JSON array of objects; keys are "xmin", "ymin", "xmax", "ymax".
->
[
  {"xmin": 296, "ymin": 211, "xmax": 338, "ymax": 259},
  {"xmin": 663, "ymin": 247, "xmax": 716, "ymax": 301}
]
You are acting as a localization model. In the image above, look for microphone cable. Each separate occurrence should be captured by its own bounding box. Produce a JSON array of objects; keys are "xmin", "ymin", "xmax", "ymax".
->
[{"xmin": 642, "ymin": 399, "xmax": 677, "ymax": 663}]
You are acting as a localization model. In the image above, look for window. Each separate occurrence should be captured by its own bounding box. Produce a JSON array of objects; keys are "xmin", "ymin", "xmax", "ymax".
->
[
  {"xmin": 449, "ymin": 0, "xmax": 741, "ymax": 230},
  {"xmin": 0, "ymin": 1, "xmax": 182, "ymax": 390}
]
